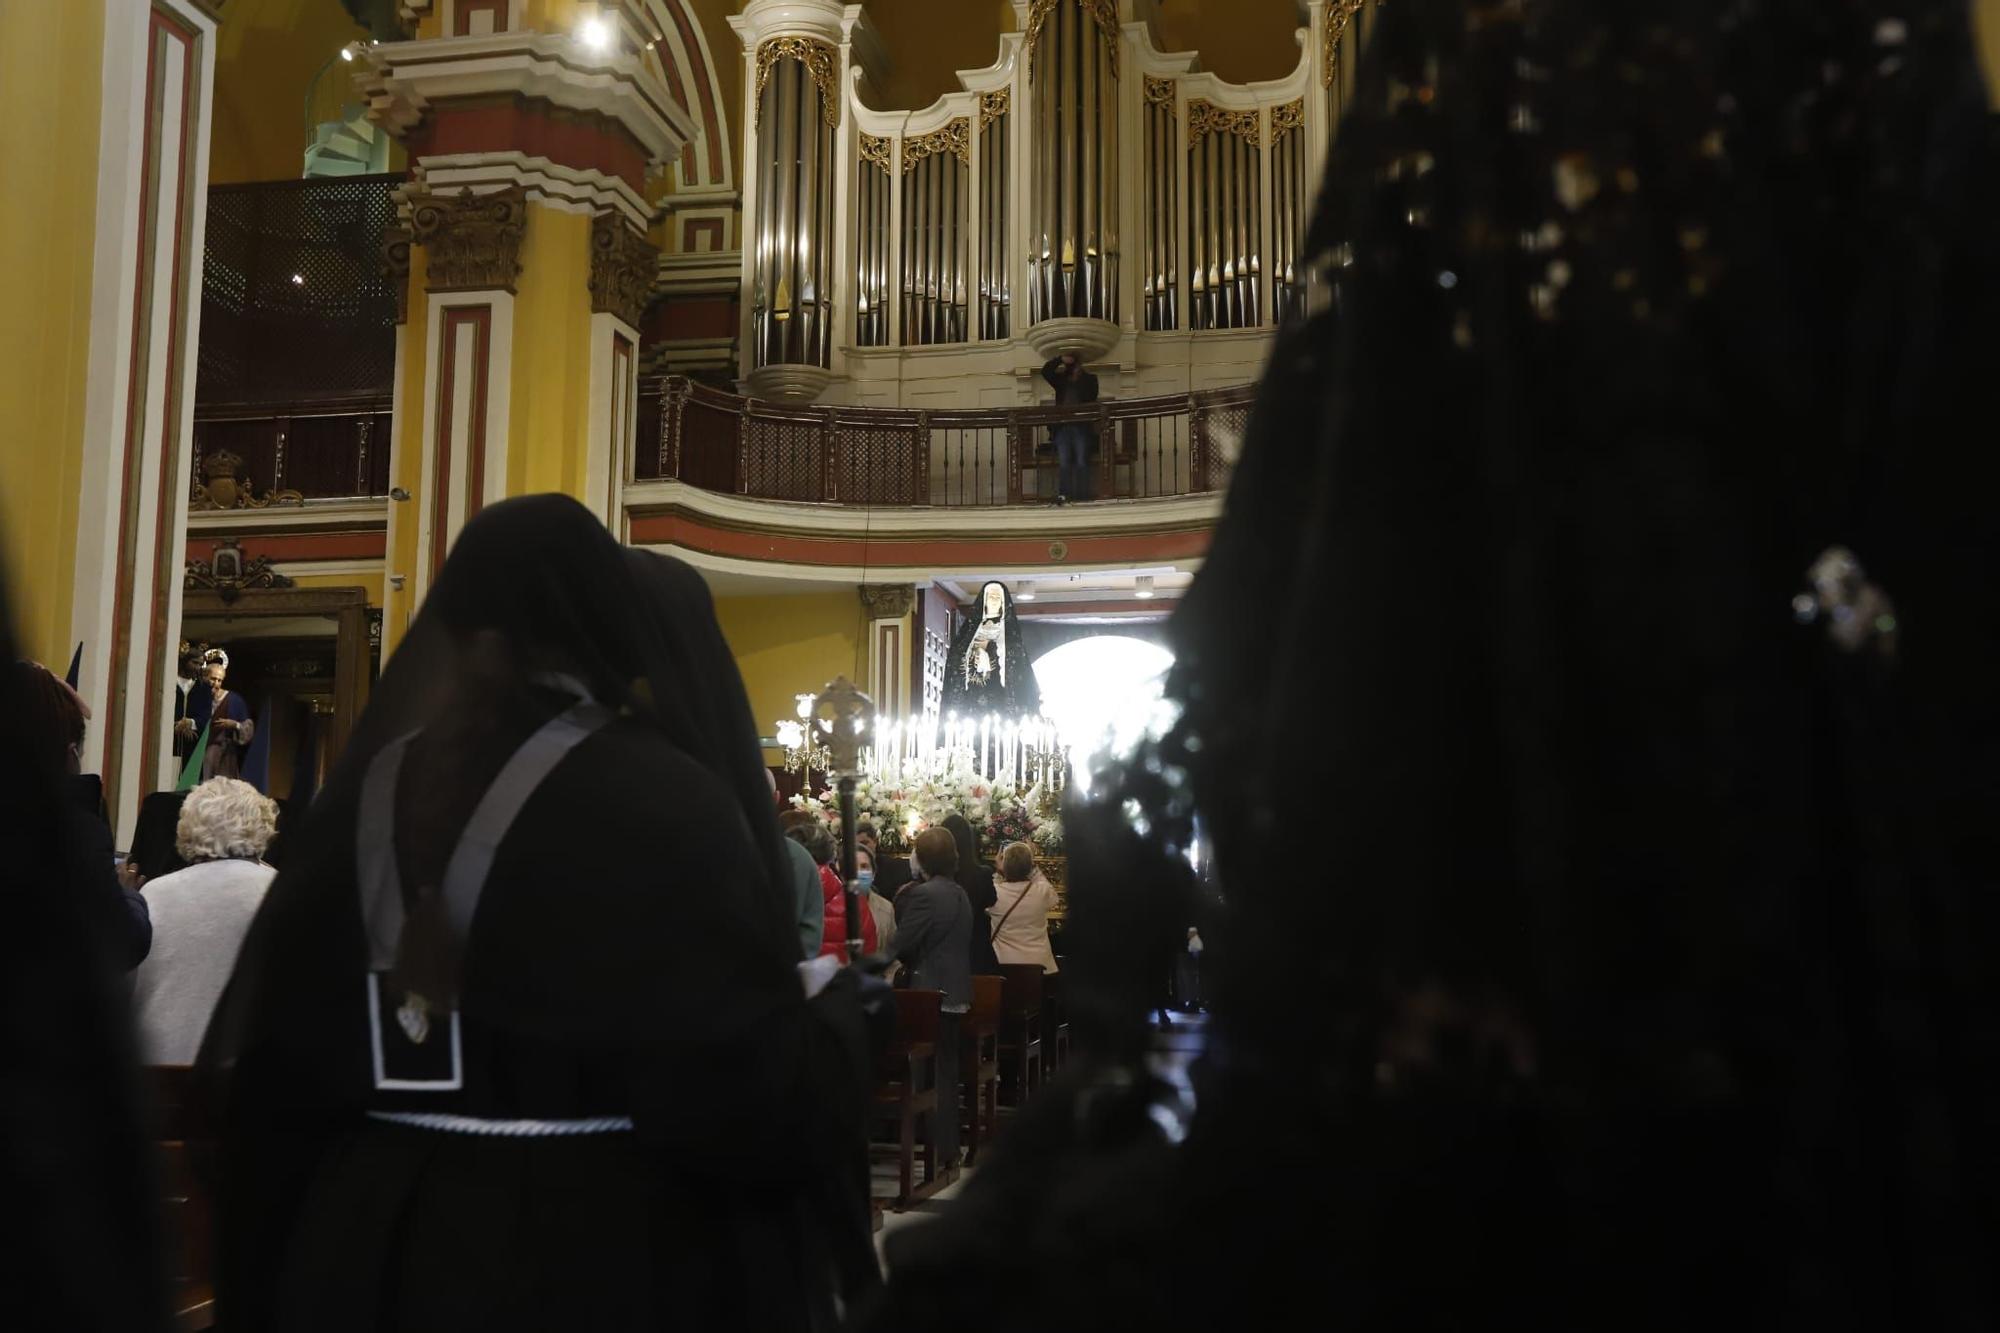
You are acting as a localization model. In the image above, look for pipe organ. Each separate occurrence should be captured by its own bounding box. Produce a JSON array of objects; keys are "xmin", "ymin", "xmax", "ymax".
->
[
  {"xmin": 749, "ymin": 36, "xmax": 839, "ymax": 376},
  {"xmin": 731, "ymin": 0, "xmax": 1381, "ymax": 397},
  {"xmin": 977, "ymin": 90, "xmax": 1012, "ymax": 341},
  {"xmin": 901, "ymin": 120, "xmax": 971, "ymax": 345}
]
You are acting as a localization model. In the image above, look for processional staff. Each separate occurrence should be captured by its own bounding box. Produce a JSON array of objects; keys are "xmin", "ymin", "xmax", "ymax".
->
[{"xmin": 813, "ymin": 677, "xmax": 876, "ymax": 961}]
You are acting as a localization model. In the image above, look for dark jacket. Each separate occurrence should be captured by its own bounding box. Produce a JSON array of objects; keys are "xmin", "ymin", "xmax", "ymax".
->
[
  {"xmin": 892, "ymin": 875, "xmax": 974, "ymax": 1011},
  {"xmin": 1040, "ymin": 356, "xmax": 1099, "ymax": 406},
  {"xmin": 1041, "ymin": 358, "xmax": 1101, "ymax": 453},
  {"xmin": 873, "ymin": 854, "xmax": 914, "ymax": 899},
  {"xmin": 960, "ymin": 861, "xmax": 1002, "ymax": 975}
]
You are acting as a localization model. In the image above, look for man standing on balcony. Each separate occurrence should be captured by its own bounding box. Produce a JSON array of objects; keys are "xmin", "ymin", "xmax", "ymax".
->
[{"xmin": 1041, "ymin": 353, "xmax": 1099, "ymax": 504}]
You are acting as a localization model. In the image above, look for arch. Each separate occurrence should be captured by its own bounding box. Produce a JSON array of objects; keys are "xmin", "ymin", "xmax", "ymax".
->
[{"xmin": 640, "ymin": 0, "xmax": 733, "ymax": 191}]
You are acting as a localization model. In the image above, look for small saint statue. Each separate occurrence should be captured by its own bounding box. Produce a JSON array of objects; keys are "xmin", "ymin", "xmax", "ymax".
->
[
  {"xmin": 941, "ymin": 580, "xmax": 1043, "ymax": 720},
  {"xmin": 175, "ymin": 647, "xmax": 255, "ymax": 782}
]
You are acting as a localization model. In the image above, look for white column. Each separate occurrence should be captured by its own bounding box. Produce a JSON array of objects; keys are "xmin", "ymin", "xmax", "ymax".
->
[{"xmin": 72, "ymin": 0, "xmax": 218, "ymax": 839}]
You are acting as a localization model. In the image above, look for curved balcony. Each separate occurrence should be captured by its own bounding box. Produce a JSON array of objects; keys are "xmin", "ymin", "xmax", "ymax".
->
[{"xmin": 634, "ymin": 375, "xmax": 1252, "ymax": 507}]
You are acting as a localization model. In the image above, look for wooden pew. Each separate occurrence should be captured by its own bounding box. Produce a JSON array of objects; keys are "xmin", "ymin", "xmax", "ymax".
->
[
  {"xmin": 959, "ymin": 975, "xmax": 1003, "ymax": 1166},
  {"xmin": 1041, "ymin": 969, "xmax": 1072, "ymax": 1076},
  {"xmin": 996, "ymin": 965, "xmax": 1044, "ymax": 1108},
  {"xmin": 869, "ymin": 989, "xmax": 947, "ymax": 1210},
  {"xmin": 147, "ymin": 1065, "xmax": 215, "ymax": 1332}
]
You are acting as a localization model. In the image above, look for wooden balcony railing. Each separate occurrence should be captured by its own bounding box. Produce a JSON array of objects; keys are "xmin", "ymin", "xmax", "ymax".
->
[
  {"xmin": 635, "ymin": 376, "xmax": 1252, "ymax": 506},
  {"xmin": 191, "ymin": 397, "xmax": 393, "ymax": 506}
]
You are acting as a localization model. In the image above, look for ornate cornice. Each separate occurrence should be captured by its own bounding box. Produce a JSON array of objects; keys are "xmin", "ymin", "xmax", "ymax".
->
[
  {"xmin": 1144, "ymin": 75, "xmax": 1176, "ymax": 113},
  {"xmin": 860, "ymin": 584, "xmax": 916, "ymax": 620},
  {"xmin": 1187, "ymin": 99, "xmax": 1261, "ymax": 146},
  {"xmin": 1271, "ymin": 97, "xmax": 1305, "ymax": 142},
  {"xmin": 589, "ymin": 213, "xmax": 659, "ymax": 329},
  {"xmin": 357, "ymin": 32, "xmax": 695, "ymax": 166},
  {"xmin": 1026, "ymin": 0, "xmax": 1120, "ymax": 83},
  {"xmin": 380, "ymin": 223, "xmax": 413, "ymax": 324},
  {"xmin": 979, "ymin": 88, "xmax": 1011, "ymax": 128},
  {"xmin": 860, "ymin": 131, "xmax": 893, "ymax": 174},
  {"xmin": 754, "ymin": 36, "xmax": 840, "ymax": 128},
  {"xmin": 410, "ymin": 186, "xmax": 527, "ymax": 294},
  {"xmin": 1323, "ymin": 0, "xmax": 1366, "ymax": 90},
  {"xmin": 902, "ymin": 118, "xmax": 969, "ymax": 172}
]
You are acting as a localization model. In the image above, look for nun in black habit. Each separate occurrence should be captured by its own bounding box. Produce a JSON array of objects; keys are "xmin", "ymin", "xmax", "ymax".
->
[
  {"xmin": 867, "ymin": 1, "xmax": 2000, "ymax": 1329},
  {"xmin": 201, "ymin": 495, "xmax": 874, "ymax": 1332}
]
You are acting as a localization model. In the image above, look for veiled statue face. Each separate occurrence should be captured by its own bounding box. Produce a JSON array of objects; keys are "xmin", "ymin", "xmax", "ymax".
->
[{"xmin": 983, "ymin": 583, "xmax": 1006, "ymax": 619}]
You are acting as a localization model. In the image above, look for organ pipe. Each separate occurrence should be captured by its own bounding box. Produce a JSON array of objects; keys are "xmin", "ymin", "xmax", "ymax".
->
[
  {"xmin": 1185, "ymin": 99, "xmax": 1265, "ymax": 330},
  {"xmin": 750, "ymin": 39, "xmax": 838, "ymax": 372},
  {"xmin": 898, "ymin": 119, "xmax": 971, "ymax": 346},
  {"xmin": 1028, "ymin": 0, "xmax": 1119, "ymax": 325},
  {"xmin": 977, "ymin": 94, "xmax": 1009, "ymax": 341}
]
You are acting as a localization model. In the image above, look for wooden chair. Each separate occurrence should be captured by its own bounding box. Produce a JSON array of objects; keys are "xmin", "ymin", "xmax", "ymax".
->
[
  {"xmin": 1040, "ymin": 969, "xmax": 1072, "ymax": 1076},
  {"xmin": 148, "ymin": 1065, "xmax": 215, "ymax": 1332},
  {"xmin": 959, "ymin": 975, "xmax": 1003, "ymax": 1165},
  {"xmin": 869, "ymin": 989, "xmax": 947, "ymax": 1210},
  {"xmin": 996, "ymin": 964, "xmax": 1045, "ymax": 1108}
]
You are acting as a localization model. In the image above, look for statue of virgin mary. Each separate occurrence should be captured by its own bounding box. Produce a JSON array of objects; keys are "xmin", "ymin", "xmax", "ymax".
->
[{"xmin": 941, "ymin": 581, "xmax": 1042, "ymax": 721}]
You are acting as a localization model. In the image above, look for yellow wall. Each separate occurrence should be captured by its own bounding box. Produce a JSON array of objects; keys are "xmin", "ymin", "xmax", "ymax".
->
[
  {"xmin": 0, "ymin": 0, "xmax": 105, "ymax": 668},
  {"xmin": 211, "ymin": 0, "xmax": 366, "ymax": 183},
  {"xmin": 507, "ymin": 205, "xmax": 597, "ymax": 498},
  {"xmin": 713, "ymin": 590, "xmax": 866, "ymax": 751},
  {"xmin": 290, "ymin": 569, "xmax": 388, "ymax": 606}
]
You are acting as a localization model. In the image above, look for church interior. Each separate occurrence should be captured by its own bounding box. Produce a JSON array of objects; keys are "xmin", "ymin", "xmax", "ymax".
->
[{"xmin": 6, "ymin": 0, "xmax": 2000, "ymax": 1328}]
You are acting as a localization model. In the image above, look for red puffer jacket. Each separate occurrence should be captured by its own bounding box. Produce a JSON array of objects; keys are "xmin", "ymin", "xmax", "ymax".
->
[{"xmin": 817, "ymin": 862, "xmax": 879, "ymax": 963}]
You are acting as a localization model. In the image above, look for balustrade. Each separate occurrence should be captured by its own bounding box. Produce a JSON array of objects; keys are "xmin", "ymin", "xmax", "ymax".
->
[{"xmin": 636, "ymin": 376, "xmax": 1248, "ymax": 507}]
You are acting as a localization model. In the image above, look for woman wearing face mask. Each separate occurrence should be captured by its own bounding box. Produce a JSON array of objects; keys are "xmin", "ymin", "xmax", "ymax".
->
[{"xmin": 855, "ymin": 846, "xmax": 895, "ymax": 961}]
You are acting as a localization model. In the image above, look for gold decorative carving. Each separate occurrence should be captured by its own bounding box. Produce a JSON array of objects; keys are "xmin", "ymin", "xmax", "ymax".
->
[
  {"xmin": 1323, "ymin": 0, "xmax": 1366, "ymax": 90},
  {"xmin": 860, "ymin": 132, "xmax": 894, "ymax": 174},
  {"xmin": 755, "ymin": 36, "xmax": 840, "ymax": 128},
  {"xmin": 859, "ymin": 584, "xmax": 916, "ymax": 620},
  {"xmin": 380, "ymin": 223, "xmax": 412, "ymax": 325},
  {"xmin": 190, "ymin": 450, "xmax": 303, "ymax": 511},
  {"xmin": 1187, "ymin": 99, "xmax": 1262, "ymax": 146},
  {"xmin": 589, "ymin": 213, "xmax": 659, "ymax": 329},
  {"xmin": 185, "ymin": 540, "xmax": 296, "ymax": 603},
  {"xmin": 1027, "ymin": 0, "xmax": 1120, "ymax": 83},
  {"xmin": 410, "ymin": 186, "xmax": 527, "ymax": 294},
  {"xmin": 1271, "ymin": 97, "xmax": 1305, "ymax": 141},
  {"xmin": 979, "ymin": 87, "xmax": 1011, "ymax": 127},
  {"xmin": 901, "ymin": 118, "xmax": 970, "ymax": 172},
  {"xmin": 1144, "ymin": 75, "xmax": 1176, "ymax": 112}
]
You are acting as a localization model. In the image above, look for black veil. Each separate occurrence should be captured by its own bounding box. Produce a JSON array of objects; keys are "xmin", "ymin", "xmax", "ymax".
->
[
  {"xmin": 873, "ymin": 1, "xmax": 2000, "ymax": 1326},
  {"xmin": 199, "ymin": 496, "xmax": 844, "ymax": 1322},
  {"xmin": 940, "ymin": 579, "xmax": 1042, "ymax": 720}
]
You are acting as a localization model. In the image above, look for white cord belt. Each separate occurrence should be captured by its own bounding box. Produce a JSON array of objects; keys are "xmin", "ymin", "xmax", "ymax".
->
[{"xmin": 366, "ymin": 1110, "xmax": 635, "ymax": 1137}]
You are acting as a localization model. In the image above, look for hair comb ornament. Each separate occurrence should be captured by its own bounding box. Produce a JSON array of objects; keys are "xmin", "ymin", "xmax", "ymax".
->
[{"xmin": 1792, "ymin": 546, "xmax": 1898, "ymax": 661}]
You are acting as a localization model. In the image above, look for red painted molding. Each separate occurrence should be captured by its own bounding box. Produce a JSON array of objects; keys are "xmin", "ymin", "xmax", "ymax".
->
[
  {"xmin": 185, "ymin": 530, "xmax": 387, "ymax": 564},
  {"xmin": 628, "ymin": 511, "xmax": 1214, "ymax": 568},
  {"xmin": 409, "ymin": 98, "xmax": 650, "ymax": 192}
]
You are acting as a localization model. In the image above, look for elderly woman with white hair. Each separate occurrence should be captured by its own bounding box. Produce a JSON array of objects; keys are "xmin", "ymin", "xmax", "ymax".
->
[{"xmin": 131, "ymin": 776, "xmax": 279, "ymax": 1065}]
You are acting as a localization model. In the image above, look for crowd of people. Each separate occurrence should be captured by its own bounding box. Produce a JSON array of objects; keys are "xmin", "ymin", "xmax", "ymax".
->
[{"xmin": 6, "ymin": 0, "xmax": 2000, "ymax": 1328}]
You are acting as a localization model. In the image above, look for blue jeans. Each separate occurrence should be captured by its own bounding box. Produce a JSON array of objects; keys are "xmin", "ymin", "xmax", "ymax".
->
[{"xmin": 1055, "ymin": 427, "xmax": 1093, "ymax": 500}]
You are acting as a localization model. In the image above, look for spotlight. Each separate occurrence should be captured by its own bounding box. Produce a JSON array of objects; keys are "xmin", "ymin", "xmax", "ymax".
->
[
  {"xmin": 290, "ymin": 273, "xmax": 305, "ymax": 286},
  {"xmin": 339, "ymin": 45, "xmax": 355, "ymax": 62},
  {"xmin": 578, "ymin": 15, "xmax": 612, "ymax": 51},
  {"xmin": 1134, "ymin": 575, "xmax": 1155, "ymax": 600},
  {"xmin": 1016, "ymin": 583, "xmax": 1035, "ymax": 602}
]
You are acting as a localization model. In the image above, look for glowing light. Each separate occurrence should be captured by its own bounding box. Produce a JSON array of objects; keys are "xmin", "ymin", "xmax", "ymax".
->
[
  {"xmin": 339, "ymin": 46, "xmax": 355, "ymax": 62},
  {"xmin": 1032, "ymin": 636, "xmax": 1176, "ymax": 796},
  {"xmin": 578, "ymin": 15, "xmax": 612, "ymax": 51},
  {"xmin": 1134, "ymin": 574, "xmax": 1155, "ymax": 599},
  {"xmin": 290, "ymin": 273, "xmax": 305, "ymax": 286}
]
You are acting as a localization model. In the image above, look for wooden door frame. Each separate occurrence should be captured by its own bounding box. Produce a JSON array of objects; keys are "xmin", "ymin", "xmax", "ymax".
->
[{"xmin": 180, "ymin": 585, "xmax": 372, "ymax": 771}]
